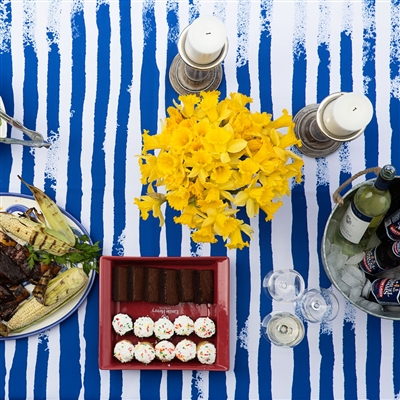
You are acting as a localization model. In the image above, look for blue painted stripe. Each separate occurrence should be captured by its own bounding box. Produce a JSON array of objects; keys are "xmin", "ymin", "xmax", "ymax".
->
[
  {"xmin": 339, "ymin": 26, "xmax": 358, "ymax": 400},
  {"xmin": 9, "ymin": 338, "xmax": 28, "ymax": 399},
  {"xmin": 340, "ymin": 32, "xmax": 353, "ymax": 93},
  {"xmin": 257, "ymin": 9, "xmax": 273, "ymax": 397},
  {"xmin": 0, "ymin": 0, "xmax": 13, "ymax": 192},
  {"xmin": 60, "ymin": 316, "xmax": 82, "ymax": 399},
  {"xmin": 167, "ymin": 370, "xmax": 182, "ymax": 399},
  {"xmin": 139, "ymin": 1, "xmax": 161, "ymax": 258},
  {"xmin": 362, "ymin": 0, "xmax": 378, "ymax": 174},
  {"xmin": 343, "ymin": 321, "xmax": 358, "ymax": 400},
  {"xmin": 233, "ymin": 210, "xmax": 251, "ymax": 400},
  {"xmin": 291, "ymin": 36, "xmax": 311, "ymax": 400},
  {"xmin": 318, "ymin": 332, "xmax": 335, "ymax": 400},
  {"xmin": 112, "ymin": 0, "xmax": 132, "ymax": 256},
  {"xmin": 66, "ymin": 8, "xmax": 86, "ymax": 220},
  {"xmin": 34, "ymin": 328, "xmax": 50, "ymax": 397},
  {"xmin": 83, "ymin": 280, "xmax": 101, "ymax": 399},
  {"xmin": 164, "ymin": 1, "xmax": 182, "ymax": 258},
  {"xmin": 258, "ymin": 220, "xmax": 273, "ymax": 400},
  {"xmin": 141, "ymin": 370, "xmax": 161, "ymax": 400},
  {"xmin": 44, "ymin": 34, "xmax": 60, "ymax": 197},
  {"xmin": 20, "ymin": 42, "xmax": 38, "ymax": 192},
  {"xmin": 365, "ymin": 316, "xmax": 381, "ymax": 400}
]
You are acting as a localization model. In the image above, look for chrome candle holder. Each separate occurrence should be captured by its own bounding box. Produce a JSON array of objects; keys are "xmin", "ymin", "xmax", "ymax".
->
[
  {"xmin": 169, "ymin": 24, "xmax": 229, "ymax": 96},
  {"xmin": 293, "ymin": 92, "xmax": 367, "ymax": 158}
]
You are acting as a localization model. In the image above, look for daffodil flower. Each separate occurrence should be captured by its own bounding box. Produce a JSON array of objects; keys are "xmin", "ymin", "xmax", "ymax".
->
[{"xmin": 135, "ymin": 91, "xmax": 304, "ymax": 250}]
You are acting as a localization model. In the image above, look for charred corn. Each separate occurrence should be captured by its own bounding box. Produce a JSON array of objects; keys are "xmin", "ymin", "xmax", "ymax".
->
[
  {"xmin": 18, "ymin": 176, "xmax": 75, "ymax": 247},
  {"xmin": 6, "ymin": 268, "xmax": 88, "ymax": 332},
  {"xmin": 0, "ymin": 212, "xmax": 72, "ymax": 256}
]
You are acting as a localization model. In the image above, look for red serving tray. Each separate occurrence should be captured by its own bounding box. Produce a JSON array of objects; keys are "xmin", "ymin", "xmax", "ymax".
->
[{"xmin": 98, "ymin": 256, "xmax": 230, "ymax": 371}]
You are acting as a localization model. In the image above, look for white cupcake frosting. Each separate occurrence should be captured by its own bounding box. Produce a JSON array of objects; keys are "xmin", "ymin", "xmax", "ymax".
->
[
  {"xmin": 113, "ymin": 340, "xmax": 135, "ymax": 363},
  {"xmin": 194, "ymin": 317, "xmax": 216, "ymax": 338},
  {"xmin": 155, "ymin": 340, "xmax": 176, "ymax": 362},
  {"xmin": 197, "ymin": 342, "xmax": 216, "ymax": 364},
  {"xmin": 174, "ymin": 315, "xmax": 195, "ymax": 336},
  {"xmin": 154, "ymin": 317, "xmax": 174, "ymax": 340},
  {"xmin": 134, "ymin": 342, "xmax": 156, "ymax": 364},
  {"xmin": 134, "ymin": 316, "xmax": 154, "ymax": 338},
  {"xmin": 112, "ymin": 313, "xmax": 133, "ymax": 336},
  {"xmin": 175, "ymin": 339, "xmax": 196, "ymax": 362}
]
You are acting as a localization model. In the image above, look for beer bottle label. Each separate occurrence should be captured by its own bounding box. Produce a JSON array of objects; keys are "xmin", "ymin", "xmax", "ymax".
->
[
  {"xmin": 340, "ymin": 201, "xmax": 372, "ymax": 244},
  {"xmin": 384, "ymin": 210, "xmax": 400, "ymax": 241},
  {"xmin": 370, "ymin": 278, "xmax": 400, "ymax": 305},
  {"xmin": 359, "ymin": 247, "xmax": 386, "ymax": 275}
]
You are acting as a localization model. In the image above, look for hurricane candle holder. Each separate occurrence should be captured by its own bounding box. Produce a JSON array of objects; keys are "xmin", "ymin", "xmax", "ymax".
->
[
  {"xmin": 293, "ymin": 92, "xmax": 373, "ymax": 158},
  {"xmin": 169, "ymin": 16, "xmax": 229, "ymax": 96}
]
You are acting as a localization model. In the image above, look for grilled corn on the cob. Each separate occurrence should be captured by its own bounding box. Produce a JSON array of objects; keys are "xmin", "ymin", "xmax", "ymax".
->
[
  {"xmin": 18, "ymin": 176, "xmax": 75, "ymax": 246},
  {"xmin": 6, "ymin": 268, "xmax": 88, "ymax": 333},
  {"xmin": 0, "ymin": 212, "xmax": 73, "ymax": 256}
]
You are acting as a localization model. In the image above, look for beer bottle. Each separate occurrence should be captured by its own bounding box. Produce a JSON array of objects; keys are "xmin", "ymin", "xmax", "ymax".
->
[{"xmin": 358, "ymin": 241, "xmax": 400, "ymax": 276}]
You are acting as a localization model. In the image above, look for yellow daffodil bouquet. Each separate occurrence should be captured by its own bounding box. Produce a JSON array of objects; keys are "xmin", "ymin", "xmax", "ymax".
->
[{"xmin": 134, "ymin": 91, "xmax": 304, "ymax": 250}]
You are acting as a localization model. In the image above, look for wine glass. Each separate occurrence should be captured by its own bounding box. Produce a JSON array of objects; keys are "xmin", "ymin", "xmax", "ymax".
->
[
  {"xmin": 262, "ymin": 269, "xmax": 305, "ymax": 302},
  {"xmin": 297, "ymin": 288, "xmax": 339, "ymax": 323},
  {"xmin": 261, "ymin": 311, "xmax": 305, "ymax": 348}
]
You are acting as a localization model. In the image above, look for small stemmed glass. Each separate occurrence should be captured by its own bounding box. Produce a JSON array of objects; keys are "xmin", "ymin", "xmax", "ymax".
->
[{"xmin": 261, "ymin": 269, "xmax": 339, "ymax": 348}]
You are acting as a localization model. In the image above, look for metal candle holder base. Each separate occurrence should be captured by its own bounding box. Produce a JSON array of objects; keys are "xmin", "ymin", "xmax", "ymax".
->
[
  {"xmin": 169, "ymin": 25, "xmax": 229, "ymax": 96},
  {"xmin": 294, "ymin": 92, "xmax": 366, "ymax": 158}
]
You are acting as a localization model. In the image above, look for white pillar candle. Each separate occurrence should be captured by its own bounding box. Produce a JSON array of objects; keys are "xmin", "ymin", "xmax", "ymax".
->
[
  {"xmin": 184, "ymin": 16, "xmax": 226, "ymax": 65},
  {"xmin": 322, "ymin": 93, "xmax": 373, "ymax": 137}
]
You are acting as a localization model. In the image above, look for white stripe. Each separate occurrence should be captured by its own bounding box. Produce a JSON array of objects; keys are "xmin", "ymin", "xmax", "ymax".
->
[
  {"xmin": 53, "ymin": 0, "xmax": 73, "ymax": 208},
  {"xmin": 248, "ymin": 217, "xmax": 261, "ymax": 400},
  {"xmin": 80, "ymin": 0, "xmax": 97, "ymax": 235},
  {"xmin": 375, "ymin": 1, "xmax": 392, "ymax": 166},
  {"xmin": 355, "ymin": 308, "xmax": 368, "ymax": 400},
  {"xmin": 380, "ymin": 319, "xmax": 394, "ymax": 400},
  {"xmin": 9, "ymin": 0, "xmax": 25, "ymax": 188},
  {"xmin": 101, "ymin": 0, "xmax": 120, "ymax": 258},
  {"xmin": 125, "ymin": 0, "xmax": 145, "ymax": 257},
  {"xmin": 4, "ymin": 340, "xmax": 16, "ymax": 399},
  {"xmin": 47, "ymin": 325, "xmax": 61, "ymax": 399}
]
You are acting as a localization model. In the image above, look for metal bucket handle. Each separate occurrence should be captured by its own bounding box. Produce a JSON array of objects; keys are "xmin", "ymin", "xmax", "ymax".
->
[{"xmin": 332, "ymin": 166, "xmax": 381, "ymax": 207}]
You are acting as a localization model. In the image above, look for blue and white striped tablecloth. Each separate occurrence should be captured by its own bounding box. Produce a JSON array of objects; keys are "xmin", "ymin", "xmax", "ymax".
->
[{"xmin": 0, "ymin": 1, "xmax": 399, "ymax": 399}]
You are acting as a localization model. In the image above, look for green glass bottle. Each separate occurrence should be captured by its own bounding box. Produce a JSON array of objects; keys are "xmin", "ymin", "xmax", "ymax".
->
[{"xmin": 334, "ymin": 164, "xmax": 396, "ymax": 255}]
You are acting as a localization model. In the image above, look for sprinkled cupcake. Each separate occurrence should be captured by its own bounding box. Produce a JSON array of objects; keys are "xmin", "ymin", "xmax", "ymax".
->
[
  {"xmin": 112, "ymin": 313, "xmax": 133, "ymax": 336},
  {"xmin": 196, "ymin": 341, "xmax": 216, "ymax": 365},
  {"xmin": 174, "ymin": 315, "xmax": 194, "ymax": 336},
  {"xmin": 175, "ymin": 339, "xmax": 196, "ymax": 362},
  {"xmin": 113, "ymin": 339, "xmax": 135, "ymax": 363},
  {"xmin": 194, "ymin": 317, "xmax": 216, "ymax": 338},
  {"xmin": 134, "ymin": 316, "xmax": 154, "ymax": 338},
  {"xmin": 134, "ymin": 342, "xmax": 156, "ymax": 364},
  {"xmin": 154, "ymin": 317, "xmax": 174, "ymax": 340},
  {"xmin": 155, "ymin": 340, "xmax": 176, "ymax": 362}
]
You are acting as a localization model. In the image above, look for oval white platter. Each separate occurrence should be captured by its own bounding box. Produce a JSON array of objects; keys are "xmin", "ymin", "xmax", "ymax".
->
[{"xmin": 0, "ymin": 192, "xmax": 96, "ymax": 340}]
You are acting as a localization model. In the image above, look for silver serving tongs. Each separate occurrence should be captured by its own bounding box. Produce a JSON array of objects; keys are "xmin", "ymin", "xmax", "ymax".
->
[{"xmin": 0, "ymin": 107, "xmax": 50, "ymax": 148}]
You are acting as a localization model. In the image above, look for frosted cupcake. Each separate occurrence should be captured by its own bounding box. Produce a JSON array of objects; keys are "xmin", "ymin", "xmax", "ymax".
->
[
  {"xmin": 134, "ymin": 316, "xmax": 154, "ymax": 338},
  {"xmin": 155, "ymin": 340, "xmax": 176, "ymax": 362},
  {"xmin": 113, "ymin": 339, "xmax": 135, "ymax": 363},
  {"xmin": 154, "ymin": 317, "xmax": 174, "ymax": 340},
  {"xmin": 112, "ymin": 313, "xmax": 133, "ymax": 336},
  {"xmin": 134, "ymin": 342, "xmax": 156, "ymax": 364},
  {"xmin": 194, "ymin": 317, "xmax": 216, "ymax": 338},
  {"xmin": 197, "ymin": 341, "xmax": 216, "ymax": 365},
  {"xmin": 174, "ymin": 315, "xmax": 194, "ymax": 336},
  {"xmin": 175, "ymin": 339, "xmax": 196, "ymax": 362}
]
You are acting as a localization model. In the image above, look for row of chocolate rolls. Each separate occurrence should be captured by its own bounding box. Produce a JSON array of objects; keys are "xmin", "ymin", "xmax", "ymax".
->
[{"xmin": 112, "ymin": 266, "xmax": 214, "ymax": 305}]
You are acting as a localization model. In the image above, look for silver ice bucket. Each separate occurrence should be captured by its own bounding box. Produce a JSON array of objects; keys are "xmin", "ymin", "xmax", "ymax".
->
[{"xmin": 321, "ymin": 172, "xmax": 400, "ymax": 320}]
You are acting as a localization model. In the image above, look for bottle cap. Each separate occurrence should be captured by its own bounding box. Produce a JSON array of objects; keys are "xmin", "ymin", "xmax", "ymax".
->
[{"xmin": 375, "ymin": 164, "xmax": 396, "ymax": 190}]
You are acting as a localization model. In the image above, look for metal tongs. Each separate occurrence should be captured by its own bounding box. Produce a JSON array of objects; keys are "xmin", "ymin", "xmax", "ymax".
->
[{"xmin": 0, "ymin": 108, "xmax": 50, "ymax": 148}]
